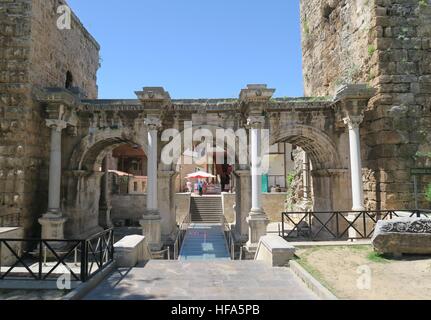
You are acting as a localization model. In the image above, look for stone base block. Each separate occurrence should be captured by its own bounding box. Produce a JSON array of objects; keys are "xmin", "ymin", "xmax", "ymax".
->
[
  {"xmin": 140, "ymin": 213, "xmax": 162, "ymax": 251},
  {"xmin": 255, "ymin": 234, "xmax": 296, "ymax": 267},
  {"xmin": 246, "ymin": 209, "xmax": 269, "ymax": 253},
  {"xmin": 372, "ymin": 218, "xmax": 431, "ymax": 255},
  {"xmin": 114, "ymin": 235, "xmax": 152, "ymax": 267},
  {"xmin": 38, "ymin": 214, "xmax": 67, "ymax": 240}
]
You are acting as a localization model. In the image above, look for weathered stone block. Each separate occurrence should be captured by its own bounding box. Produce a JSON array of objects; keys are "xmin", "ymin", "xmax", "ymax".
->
[
  {"xmin": 372, "ymin": 218, "xmax": 431, "ymax": 255},
  {"xmin": 114, "ymin": 235, "xmax": 152, "ymax": 267},
  {"xmin": 255, "ymin": 235, "xmax": 296, "ymax": 267}
]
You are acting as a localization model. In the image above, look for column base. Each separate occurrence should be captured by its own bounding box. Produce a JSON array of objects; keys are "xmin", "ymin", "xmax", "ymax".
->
[
  {"xmin": 246, "ymin": 208, "xmax": 269, "ymax": 254},
  {"xmin": 38, "ymin": 214, "xmax": 67, "ymax": 252},
  {"xmin": 348, "ymin": 210, "xmax": 362, "ymax": 240},
  {"xmin": 140, "ymin": 211, "xmax": 163, "ymax": 251},
  {"xmin": 99, "ymin": 206, "xmax": 113, "ymax": 228},
  {"xmin": 39, "ymin": 213, "xmax": 67, "ymax": 239}
]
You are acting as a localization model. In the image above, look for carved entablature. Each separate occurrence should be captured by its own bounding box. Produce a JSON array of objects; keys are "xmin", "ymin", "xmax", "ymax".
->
[
  {"xmin": 332, "ymin": 84, "xmax": 376, "ymax": 129},
  {"xmin": 381, "ymin": 219, "xmax": 431, "ymax": 234},
  {"xmin": 35, "ymin": 87, "xmax": 81, "ymax": 134},
  {"xmin": 135, "ymin": 87, "xmax": 171, "ymax": 111},
  {"xmin": 240, "ymin": 84, "xmax": 275, "ymax": 116}
]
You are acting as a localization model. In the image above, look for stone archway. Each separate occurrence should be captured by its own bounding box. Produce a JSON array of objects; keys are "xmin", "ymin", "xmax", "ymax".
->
[
  {"xmin": 63, "ymin": 129, "xmax": 148, "ymax": 238},
  {"xmin": 270, "ymin": 124, "xmax": 350, "ymax": 212},
  {"xmin": 160, "ymin": 124, "xmax": 247, "ymax": 241}
]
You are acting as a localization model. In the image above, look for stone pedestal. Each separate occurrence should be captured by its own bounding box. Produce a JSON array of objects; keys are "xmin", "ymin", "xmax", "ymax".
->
[
  {"xmin": 140, "ymin": 212, "xmax": 162, "ymax": 251},
  {"xmin": 99, "ymin": 206, "xmax": 113, "ymax": 229},
  {"xmin": 38, "ymin": 214, "xmax": 67, "ymax": 241},
  {"xmin": 246, "ymin": 209, "xmax": 269, "ymax": 253}
]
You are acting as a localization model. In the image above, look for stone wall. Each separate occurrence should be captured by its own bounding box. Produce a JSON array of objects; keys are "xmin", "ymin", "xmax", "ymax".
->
[
  {"xmin": 223, "ymin": 192, "xmax": 289, "ymax": 224},
  {"xmin": 0, "ymin": 0, "xmax": 99, "ymax": 237},
  {"xmin": 0, "ymin": 227, "xmax": 24, "ymax": 265},
  {"xmin": 300, "ymin": 0, "xmax": 431, "ymax": 210},
  {"xmin": 111, "ymin": 194, "xmax": 146, "ymax": 224}
]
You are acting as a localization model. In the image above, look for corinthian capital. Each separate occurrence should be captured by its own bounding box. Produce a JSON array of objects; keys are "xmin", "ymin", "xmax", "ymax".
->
[
  {"xmin": 144, "ymin": 117, "xmax": 162, "ymax": 131},
  {"xmin": 46, "ymin": 119, "xmax": 68, "ymax": 132},
  {"xmin": 343, "ymin": 115, "xmax": 364, "ymax": 130},
  {"xmin": 247, "ymin": 115, "xmax": 265, "ymax": 129}
]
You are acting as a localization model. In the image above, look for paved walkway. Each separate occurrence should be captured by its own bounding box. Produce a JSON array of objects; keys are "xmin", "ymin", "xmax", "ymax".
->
[
  {"xmin": 179, "ymin": 223, "xmax": 230, "ymax": 261},
  {"xmin": 85, "ymin": 260, "xmax": 317, "ymax": 300}
]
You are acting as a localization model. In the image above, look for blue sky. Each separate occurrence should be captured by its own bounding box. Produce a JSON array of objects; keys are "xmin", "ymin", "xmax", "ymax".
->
[{"xmin": 68, "ymin": 0, "xmax": 303, "ymax": 99}]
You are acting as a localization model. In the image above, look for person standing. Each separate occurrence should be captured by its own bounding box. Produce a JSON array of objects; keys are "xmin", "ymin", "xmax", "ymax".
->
[{"xmin": 198, "ymin": 180, "xmax": 203, "ymax": 196}]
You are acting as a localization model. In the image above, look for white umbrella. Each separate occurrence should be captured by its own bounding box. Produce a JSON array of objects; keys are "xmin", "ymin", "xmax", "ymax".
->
[{"xmin": 186, "ymin": 171, "xmax": 216, "ymax": 179}]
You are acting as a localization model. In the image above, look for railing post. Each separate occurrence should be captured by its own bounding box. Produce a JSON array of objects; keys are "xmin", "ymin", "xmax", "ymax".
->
[
  {"xmin": 308, "ymin": 213, "xmax": 313, "ymax": 240},
  {"xmin": 80, "ymin": 240, "xmax": 88, "ymax": 282},
  {"xmin": 282, "ymin": 213, "xmax": 285, "ymax": 239},
  {"xmin": 336, "ymin": 213, "xmax": 340, "ymax": 239},
  {"xmin": 363, "ymin": 212, "xmax": 367, "ymax": 239},
  {"xmin": 74, "ymin": 247, "xmax": 78, "ymax": 266},
  {"xmin": 38, "ymin": 240, "xmax": 43, "ymax": 280},
  {"xmin": 110, "ymin": 229, "xmax": 114, "ymax": 261}
]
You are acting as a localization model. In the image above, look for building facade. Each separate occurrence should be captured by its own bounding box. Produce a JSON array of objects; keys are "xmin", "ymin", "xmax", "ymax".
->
[{"xmin": 0, "ymin": 0, "xmax": 429, "ymax": 250}]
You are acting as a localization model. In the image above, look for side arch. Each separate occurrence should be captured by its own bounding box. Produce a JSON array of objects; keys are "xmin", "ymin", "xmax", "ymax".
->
[
  {"xmin": 69, "ymin": 129, "xmax": 149, "ymax": 172},
  {"xmin": 270, "ymin": 125, "xmax": 343, "ymax": 170}
]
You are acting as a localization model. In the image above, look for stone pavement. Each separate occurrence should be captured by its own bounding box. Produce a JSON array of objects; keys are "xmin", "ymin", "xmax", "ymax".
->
[{"xmin": 84, "ymin": 260, "xmax": 317, "ymax": 300}]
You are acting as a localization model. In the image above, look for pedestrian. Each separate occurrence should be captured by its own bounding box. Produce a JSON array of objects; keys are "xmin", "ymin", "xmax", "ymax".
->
[{"xmin": 198, "ymin": 180, "xmax": 203, "ymax": 196}]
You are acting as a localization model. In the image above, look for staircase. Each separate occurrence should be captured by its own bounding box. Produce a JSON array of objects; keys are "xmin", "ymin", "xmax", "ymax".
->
[{"xmin": 190, "ymin": 196, "xmax": 223, "ymax": 223}]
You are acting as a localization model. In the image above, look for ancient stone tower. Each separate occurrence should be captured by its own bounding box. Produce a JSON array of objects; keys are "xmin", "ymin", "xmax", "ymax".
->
[
  {"xmin": 300, "ymin": 0, "xmax": 431, "ymax": 209},
  {"xmin": 0, "ymin": 0, "xmax": 99, "ymax": 236}
]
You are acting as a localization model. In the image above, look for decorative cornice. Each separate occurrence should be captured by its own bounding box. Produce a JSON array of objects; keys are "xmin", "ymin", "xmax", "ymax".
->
[{"xmin": 240, "ymin": 84, "xmax": 275, "ymax": 103}]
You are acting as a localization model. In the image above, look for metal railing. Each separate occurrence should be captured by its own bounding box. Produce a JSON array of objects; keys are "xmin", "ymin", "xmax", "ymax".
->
[
  {"xmin": 280, "ymin": 210, "xmax": 431, "ymax": 241},
  {"xmin": 151, "ymin": 247, "xmax": 171, "ymax": 260},
  {"xmin": 0, "ymin": 228, "xmax": 114, "ymax": 282},
  {"xmin": 221, "ymin": 216, "xmax": 235, "ymax": 260},
  {"xmin": 173, "ymin": 213, "xmax": 191, "ymax": 260},
  {"xmin": 0, "ymin": 213, "xmax": 21, "ymax": 228}
]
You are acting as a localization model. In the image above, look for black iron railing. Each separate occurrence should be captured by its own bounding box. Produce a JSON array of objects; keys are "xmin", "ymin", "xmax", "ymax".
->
[
  {"xmin": 0, "ymin": 228, "xmax": 114, "ymax": 282},
  {"xmin": 280, "ymin": 210, "xmax": 431, "ymax": 241},
  {"xmin": 0, "ymin": 213, "xmax": 21, "ymax": 228}
]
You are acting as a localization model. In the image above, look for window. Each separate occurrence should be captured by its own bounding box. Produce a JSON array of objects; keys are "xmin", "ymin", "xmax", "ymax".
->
[
  {"xmin": 65, "ymin": 71, "xmax": 73, "ymax": 89},
  {"xmin": 133, "ymin": 182, "xmax": 138, "ymax": 192}
]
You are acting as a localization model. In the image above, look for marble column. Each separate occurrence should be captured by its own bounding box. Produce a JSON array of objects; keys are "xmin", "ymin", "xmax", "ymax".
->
[
  {"xmin": 39, "ymin": 120, "xmax": 68, "ymax": 240},
  {"xmin": 140, "ymin": 117, "xmax": 162, "ymax": 250},
  {"xmin": 344, "ymin": 115, "xmax": 365, "ymax": 211},
  {"xmin": 246, "ymin": 116, "xmax": 269, "ymax": 252},
  {"xmin": 344, "ymin": 115, "xmax": 365, "ymax": 239}
]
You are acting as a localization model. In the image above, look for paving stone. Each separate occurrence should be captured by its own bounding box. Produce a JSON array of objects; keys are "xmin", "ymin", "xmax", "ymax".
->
[{"xmin": 85, "ymin": 260, "xmax": 317, "ymax": 300}]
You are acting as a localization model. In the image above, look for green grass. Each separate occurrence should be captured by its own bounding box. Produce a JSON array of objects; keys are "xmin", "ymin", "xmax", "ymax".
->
[{"xmin": 367, "ymin": 252, "xmax": 390, "ymax": 263}]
